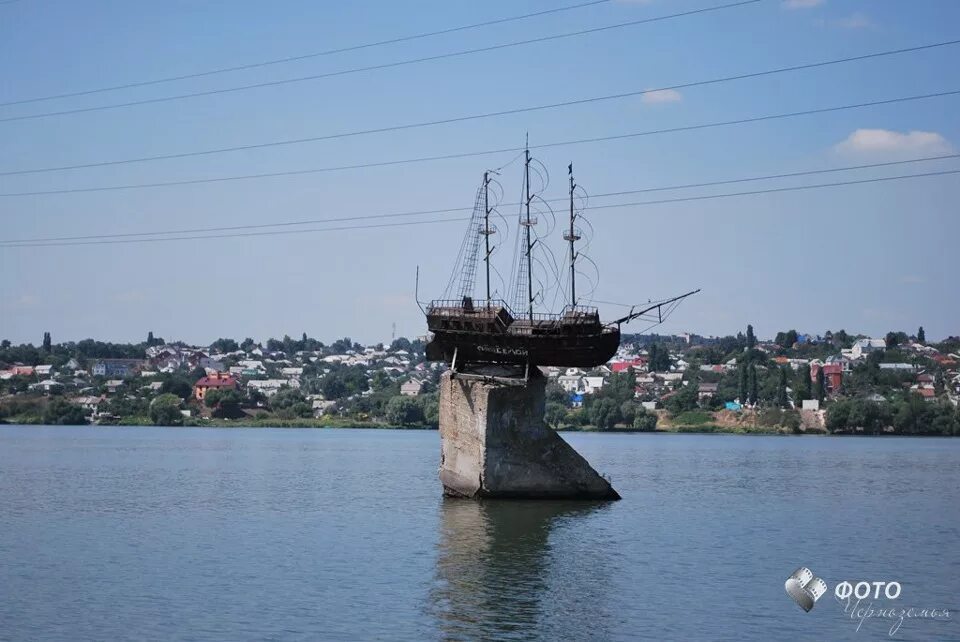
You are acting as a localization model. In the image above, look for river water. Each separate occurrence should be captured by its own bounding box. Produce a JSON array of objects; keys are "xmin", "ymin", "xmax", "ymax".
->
[{"xmin": 0, "ymin": 426, "xmax": 957, "ymax": 641}]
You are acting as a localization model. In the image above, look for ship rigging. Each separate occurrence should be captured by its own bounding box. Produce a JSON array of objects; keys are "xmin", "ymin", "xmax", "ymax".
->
[{"xmin": 423, "ymin": 145, "xmax": 699, "ymax": 374}]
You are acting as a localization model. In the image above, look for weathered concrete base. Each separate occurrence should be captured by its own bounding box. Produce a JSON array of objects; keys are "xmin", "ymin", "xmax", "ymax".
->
[{"xmin": 438, "ymin": 368, "xmax": 620, "ymax": 500}]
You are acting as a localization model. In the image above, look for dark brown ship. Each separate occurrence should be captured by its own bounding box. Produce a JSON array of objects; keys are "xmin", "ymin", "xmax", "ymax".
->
[{"xmin": 423, "ymin": 147, "xmax": 697, "ymax": 374}]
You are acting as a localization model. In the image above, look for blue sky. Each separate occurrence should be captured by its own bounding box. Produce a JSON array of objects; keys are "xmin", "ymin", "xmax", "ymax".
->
[{"xmin": 1, "ymin": 0, "xmax": 957, "ymax": 346}]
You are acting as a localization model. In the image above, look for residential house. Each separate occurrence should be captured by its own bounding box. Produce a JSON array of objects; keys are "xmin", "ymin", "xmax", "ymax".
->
[
  {"xmin": 879, "ymin": 363, "xmax": 918, "ymax": 373},
  {"xmin": 851, "ymin": 338, "xmax": 886, "ymax": 360},
  {"xmin": 92, "ymin": 359, "xmax": 145, "ymax": 378},
  {"xmin": 247, "ymin": 379, "xmax": 292, "ymax": 397},
  {"xmin": 811, "ymin": 363, "xmax": 843, "ymax": 394},
  {"xmin": 400, "ymin": 380, "xmax": 424, "ymax": 397},
  {"xmin": 611, "ymin": 358, "xmax": 647, "ymax": 373},
  {"xmin": 557, "ymin": 375, "xmax": 583, "ymax": 393},
  {"xmin": 105, "ymin": 380, "xmax": 125, "ymax": 393},
  {"xmin": 29, "ymin": 379, "xmax": 63, "ymax": 393},
  {"xmin": 73, "ymin": 395, "xmax": 102, "ymax": 415},
  {"xmin": 193, "ymin": 372, "xmax": 238, "ymax": 401},
  {"xmin": 34, "ymin": 365, "xmax": 53, "ymax": 377},
  {"xmin": 583, "ymin": 376, "xmax": 605, "ymax": 395},
  {"xmin": 238, "ymin": 360, "xmax": 266, "ymax": 373},
  {"xmin": 312, "ymin": 399, "xmax": 337, "ymax": 417},
  {"xmin": 697, "ymin": 382, "xmax": 719, "ymax": 400}
]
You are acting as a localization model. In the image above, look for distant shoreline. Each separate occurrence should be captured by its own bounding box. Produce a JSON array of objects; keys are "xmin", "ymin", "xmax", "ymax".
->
[{"xmin": 5, "ymin": 420, "xmax": 952, "ymax": 436}]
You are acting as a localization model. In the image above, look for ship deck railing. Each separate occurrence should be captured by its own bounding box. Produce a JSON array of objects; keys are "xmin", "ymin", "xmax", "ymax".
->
[
  {"xmin": 427, "ymin": 299, "xmax": 511, "ymax": 317},
  {"xmin": 428, "ymin": 300, "xmax": 600, "ymax": 325}
]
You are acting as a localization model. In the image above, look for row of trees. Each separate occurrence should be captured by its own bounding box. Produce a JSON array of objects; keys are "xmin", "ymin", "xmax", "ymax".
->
[
  {"xmin": 827, "ymin": 396, "xmax": 959, "ymax": 435},
  {"xmin": 545, "ymin": 370, "xmax": 658, "ymax": 431}
]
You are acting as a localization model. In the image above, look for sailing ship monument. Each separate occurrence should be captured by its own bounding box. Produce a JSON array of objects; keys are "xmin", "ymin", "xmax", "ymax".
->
[{"xmin": 423, "ymin": 145, "xmax": 698, "ymax": 378}]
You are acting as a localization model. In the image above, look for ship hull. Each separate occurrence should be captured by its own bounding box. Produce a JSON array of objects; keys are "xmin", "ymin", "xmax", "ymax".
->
[{"xmin": 425, "ymin": 328, "xmax": 620, "ymax": 368}]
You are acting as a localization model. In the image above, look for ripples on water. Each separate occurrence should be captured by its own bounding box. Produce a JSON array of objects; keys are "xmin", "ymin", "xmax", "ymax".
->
[{"xmin": 0, "ymin": 426, "xmax": 957, "ymax": 641}]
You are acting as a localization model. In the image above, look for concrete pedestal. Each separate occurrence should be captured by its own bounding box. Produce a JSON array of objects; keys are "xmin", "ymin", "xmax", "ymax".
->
[{"xmin": 438, "ymin": 369, "xmax": 620, "ymax": 500}]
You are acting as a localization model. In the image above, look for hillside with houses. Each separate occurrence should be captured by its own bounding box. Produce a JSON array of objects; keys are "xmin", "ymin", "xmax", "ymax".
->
[{"xmin": 1, "ymin": 326, "xmax": 958, "ymax": 434}]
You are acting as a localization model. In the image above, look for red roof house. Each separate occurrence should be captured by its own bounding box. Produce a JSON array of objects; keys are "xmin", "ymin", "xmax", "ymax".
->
[{"xmin": 194, "ymin": 372, "xmax": 238, "ymax": 401}]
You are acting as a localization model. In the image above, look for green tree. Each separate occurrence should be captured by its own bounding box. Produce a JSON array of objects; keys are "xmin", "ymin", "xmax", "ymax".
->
[
  {"xmin": 268, "ymin": 388, "xmax": 312, "ymax": 418},
  {"xmin": 149, "ymin": 394, "xmax": 184, "ymax": 426},
  {"xmin": 160, "ymin": 376, "xmax": 193, "ymax": 399},
  {"xmin": 748, "ymin": 364, "xmax": 759, "ymax": 405},
  {"xmin": 42, "ymin": 398, "xmax": 87, "ymax": 425},
  {"xmin": 793, "ymin": 364, "xmax": 812, "ymax": 404},
  {"xmin": 589, "ymin": 398, "xmax": 622, "ymax": 430},
  {"xmin": 205, "ymin": 388, "xmax": 245, "ymax": 418},
  {"xmin": 370, "ymin": 370, "xmax": 392, "ymax": 392},
  {"xmin": 737, "ymin": 364, "xmax": 747, "ymax": 403},
  {"xmin": 647, "ymin": 343, "xmax": 670, "ymax": 372},
  {"xmin": 813, "ymin": 368, "xmax": 825, "ymax": 402},
  {"xmin": 42, "ymin": 331, "xmax": 52, "ymax": 353},
  {"xmin": 826, "ymin": 399, "xmax": 851, "ymax": 432},
  {"xmin": 917, "ymin": 326, "xmax": 926, "ymax": 344},
  {"xmin": 545, "ymin": 401, "xmax": 567, "ymax": 428},
  {"xmin": 385, "ymin": 396, "xmax": 425, "ymax": 426},
  {"xmin": 418, "ymin": 394, "xmax": 439, "ymax": 426},
  {"xmin": 775, "ymin": 329, "xmax": 798, "ymax": 350},
  {"xmin": 746, "ymin": 324, "xmax": 756, "ymax": 349},
  {"xmin": 632, "ymin": 407, "xmax": 657, "ymax": 431},
  {"xmin": 210, "ymin": 338, "xmax": 239, "ymax": 353},
  {"xmin": 665, "ymin": 382, "xmax": 699, "ymax": 414},
  {"xmin": 776, "ymin": 367, "xmax": 789, "ymax": 408}
]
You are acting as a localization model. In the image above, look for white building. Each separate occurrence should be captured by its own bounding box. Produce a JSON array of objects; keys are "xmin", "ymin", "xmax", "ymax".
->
[
  {"xmin": 400, "ymin": 380, "xmax": 424, "ymax": 397},
  {"xmin": 851, "ymin": 338, "xmax": 886, "ymax": 360}
]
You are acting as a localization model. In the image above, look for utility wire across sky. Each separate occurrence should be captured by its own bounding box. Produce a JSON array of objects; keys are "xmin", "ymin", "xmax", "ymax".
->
[
  {"xmin": 0, "ymin": 0, "xmax": 615, "ymax": 107},
  {"xmin": 0, "ymin": 0, "xmax": 763, "ymax": 123},
  {"xmin": 3, "ymin": 165, "xmax": 957, "ymax": 248},
  {"xmin": 0, "ymin": 89, "xmax": 956, "ymax": 194},
  {"xmin": 1, "ymin": 38, "xmax": 957, "ymax": 176},
  {"xmin": 3, "ymin": 153, "xmax": 956, "ymax": 242}
]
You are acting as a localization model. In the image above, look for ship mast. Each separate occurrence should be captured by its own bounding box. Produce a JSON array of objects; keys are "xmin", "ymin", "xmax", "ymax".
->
[
  {"xmin": 482, "ymin": 171, "xmax": 494, "ymax": 305},
  {"xmin": 564, "ymin": 163, "xmax": 581, "ymax": 309},
  {"xmin": 523, "ymin": 144, "xmax": 535, "ymax": 322}
]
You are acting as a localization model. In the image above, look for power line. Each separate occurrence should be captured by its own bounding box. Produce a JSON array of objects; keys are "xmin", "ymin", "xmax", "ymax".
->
[
  {"xmin": 3, "ymin": 168, "xmax": 956, "ymax": 248},
  {"xmin": 0, "ymin": 0, "xmax": 764, "ymax": 123},
  {"xmin": 1, "ymin": 36, "xmax": 956, "ymax": 174},
  {"xmin": 1, "ymin": 88, "xmax": 956, "ymax": 189},
  {"xmin": 0, "ymin": 0, "xmax": 613, "ymax": 108},
  {"xmin": 0, "ymin": 217, "xmax": 473, "ymax": 248},
  {"xmin": 2, "ymin": 153, "xmax": 955, "ymax": 244},
  {"xmin": 585, "ymin": 168, "xmax": 960, "ymax": 210}
]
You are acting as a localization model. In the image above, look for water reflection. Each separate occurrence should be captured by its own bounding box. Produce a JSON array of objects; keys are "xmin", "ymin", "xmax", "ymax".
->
[{"xmin": 431, "ymin": 500, "xmax": 610, "ymax": 640}]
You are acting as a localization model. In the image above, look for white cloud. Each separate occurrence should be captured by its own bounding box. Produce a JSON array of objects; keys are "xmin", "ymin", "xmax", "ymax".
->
[
  {"xmin": 782, "ymin": 0, "xmax": 824, "ymax": 9},
  {"xmin": 822, "ymin": 12, "xmax": 876, "ymax": 29},
  {"xmin": 898, "ymin": 275, "xmax": 926, "ymax": 285},
  {"xmin": 10, "ymin": 294, "xmax": 39, "ymax": 310},
  {"xmin": 641, "ymin": 88, "xmax": 682, "ymax": 105},
  {"xmin": 834, "ymin": 129, "xmax": 954, "ymax": 157}
]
